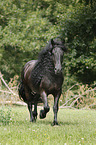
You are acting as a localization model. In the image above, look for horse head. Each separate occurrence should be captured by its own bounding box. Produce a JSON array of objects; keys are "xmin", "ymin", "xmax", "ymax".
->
[{"xmin": 49, "ymin": 38, "xmax": 66, "ymax": 75}]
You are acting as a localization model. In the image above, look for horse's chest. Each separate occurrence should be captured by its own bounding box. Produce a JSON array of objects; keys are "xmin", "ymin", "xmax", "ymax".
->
[
  {"xmin": 40, "ymin": 75, "xmax": 63, "ymax": 93},
  {"xmin": 51, "ymin": 77, "xmax": 63, "ymax": 90}
]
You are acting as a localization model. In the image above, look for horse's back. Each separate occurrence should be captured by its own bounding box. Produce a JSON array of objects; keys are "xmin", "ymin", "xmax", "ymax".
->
[{"xmin": 23, "ymin": 60, "xmax": 38, "ymax": 81}]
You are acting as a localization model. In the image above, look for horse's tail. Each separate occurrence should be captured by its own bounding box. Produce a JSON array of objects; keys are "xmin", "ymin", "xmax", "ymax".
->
[{"xmin": 18, "ymin": 80, "xmax": 27, "ymax": 102}]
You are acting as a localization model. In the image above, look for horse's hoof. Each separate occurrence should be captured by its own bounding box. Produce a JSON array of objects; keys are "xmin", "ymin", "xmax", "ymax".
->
[
  {"xmin": 30, "ymin": 119, "xmax": 33, "ymax": 122},
  {"xmin": 30, "ymin": 118, "xmax": 36, "ymax": 122},
  {"xmin": 39, "ymin": 110, "xmax": 46, "ymax": 119},
  {"xmin": 44, "ymin": 106, "xmax": 50, "ymax": 113},
  {"xmin": 52, "ymin": 121, "xmax": 59, "ymax": 126}
]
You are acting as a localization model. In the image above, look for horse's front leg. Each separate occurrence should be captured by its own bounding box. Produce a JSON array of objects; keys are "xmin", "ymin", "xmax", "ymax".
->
[
  {"xmin": 28, "ymin": 102, "xmax": 34, "ymax": 122},
  {"xmin": 52, "ymin": 92, "xmax": 61, "ymax": 126},
  {"xmin": 40, "ymin": 91, "xmax": 50, "ymax": 119}
]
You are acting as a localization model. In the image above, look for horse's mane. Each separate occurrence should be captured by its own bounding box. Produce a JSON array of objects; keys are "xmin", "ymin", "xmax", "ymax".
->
[
  {"xmin": 29, "ymin": 38, "xmax": 66, "ymax": 88},
  {"xmin": 38, "ymin": 39, "xmax": 52, "ymax": 61}
]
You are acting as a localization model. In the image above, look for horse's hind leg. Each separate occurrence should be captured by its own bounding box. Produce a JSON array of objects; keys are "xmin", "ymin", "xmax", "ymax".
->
[
  {"xmin": 40, "ymin": 91, "xmax": 50, "ymax": 119},
  {"xmin": 32, "ymin": 103, "xmax": 38, "ymax": 121},
  {"xmin": 24, "ymin": 86, "xmax": 34, "ymax": 122},
  {"xmin": 28, "ymin": 102, "xmax": 34, "ymax": 122}
]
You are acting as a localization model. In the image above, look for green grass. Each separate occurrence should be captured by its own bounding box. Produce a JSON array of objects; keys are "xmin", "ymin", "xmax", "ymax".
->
[{"xmin": 0, "ymin": 106, "xmax": 96, "ymax": 145}]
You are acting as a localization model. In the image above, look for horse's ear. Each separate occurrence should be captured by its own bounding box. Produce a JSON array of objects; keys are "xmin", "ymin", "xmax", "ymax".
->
[{"xmin": 48, "ymin": 39, "xmax": 54, "ymax": 55}]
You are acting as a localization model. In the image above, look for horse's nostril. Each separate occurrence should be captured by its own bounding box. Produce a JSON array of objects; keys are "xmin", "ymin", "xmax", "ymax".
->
[
  {"xmin": 55, "ymin": 68, "xmax": 61, "ymax": 74},
  {"xmin": 55, "ymin": 68, "xmax": 57, "ymax": 71},
  {"xmin": 55, "ymin": 68, "xmax": 57, "ymax": 73}
]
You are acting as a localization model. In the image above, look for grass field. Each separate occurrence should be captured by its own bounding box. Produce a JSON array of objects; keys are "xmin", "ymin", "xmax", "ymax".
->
[{"xmin": 0, "ymin": 106, "xmax": 96, "ymax": 145}]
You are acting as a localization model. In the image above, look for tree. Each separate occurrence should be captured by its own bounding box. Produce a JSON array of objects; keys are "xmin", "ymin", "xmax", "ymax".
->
[
  {"xmin": 58, "ymin": 2, "xmax": 96, "ymax": 84},
  {"xmin": 0, "ymin": 0, "xmax": 96, "ymax": 85},
  {"xmin": 0, "ymin": 0, "xmax": 58, "ymax": 81}
]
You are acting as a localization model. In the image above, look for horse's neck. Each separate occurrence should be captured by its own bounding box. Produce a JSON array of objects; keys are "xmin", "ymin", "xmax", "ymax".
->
[{"xmin": 40, "ymin": 55, "xmax": 54, "ymax": 69}]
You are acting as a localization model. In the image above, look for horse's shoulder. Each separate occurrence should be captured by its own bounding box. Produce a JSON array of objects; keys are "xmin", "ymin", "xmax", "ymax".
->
[{"xmin": 23, "ymin": 60, "xmax": 38, "ymax": 79}]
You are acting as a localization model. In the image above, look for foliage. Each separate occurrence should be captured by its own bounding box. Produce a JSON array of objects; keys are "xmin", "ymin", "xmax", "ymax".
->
[
  {"xmin": 58, "ymin": 3, "xmax": 96, "ymax": 84},
  {"xmin": 0, "ymin": 0, "xmax": 96, "ymax": 85},
  {"xmin": 0, "ymin": 107, "xmax": 12, "ymax": 125},
  {"xmin": 0, "ymin": 0, "xmax": 58, "ymax": 81},
  {"xmin": 79, "ymin": 0, "xmax": 93, "ymax": 6},
  {"xmin": 1, "ymin": 106, "xmax": 96, "ymax": 144}
]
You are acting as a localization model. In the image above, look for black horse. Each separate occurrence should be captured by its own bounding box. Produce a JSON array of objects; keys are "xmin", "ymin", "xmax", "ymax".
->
[{"xmin": 18, "ymin": 38, "xmax": 66, "ymax": 125}]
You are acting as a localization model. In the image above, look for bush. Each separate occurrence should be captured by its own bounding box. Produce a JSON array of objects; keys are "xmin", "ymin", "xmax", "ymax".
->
[
  {"xmin": 58, "ymin": 3, "xmax": 96, "ymax": 84},
  {"xmin": 0, "ymin": 107, "xmax": 12, "ymax": 125},
  {"xmin": 0, "ymin": 0, "xmax": 96, "ymax": 85},
  {"xmin": 0, "ymin": 0, "xmax": 58, "ymax": 80}
]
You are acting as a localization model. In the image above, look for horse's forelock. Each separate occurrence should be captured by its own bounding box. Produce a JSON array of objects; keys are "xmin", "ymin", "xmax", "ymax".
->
[{"xmin": 53, "ymin": 39, "xmax": 66, "ymax": 52}]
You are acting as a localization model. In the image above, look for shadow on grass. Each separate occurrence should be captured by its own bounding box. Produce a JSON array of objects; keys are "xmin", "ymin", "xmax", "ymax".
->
[
  {"xmin": 9, "ymin": 113, "xmax": 79, "ymax": 127},
  {"xmin": 4, "ymin": 119, "xmax": 78, "ymax": 128},
  {"xmin": 59, "ymin": 121, "xmax": 78, "ymax": 126},
  {"xmin": 33, "ymin": 119, "xmax": 79, "ymax": 126}
]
